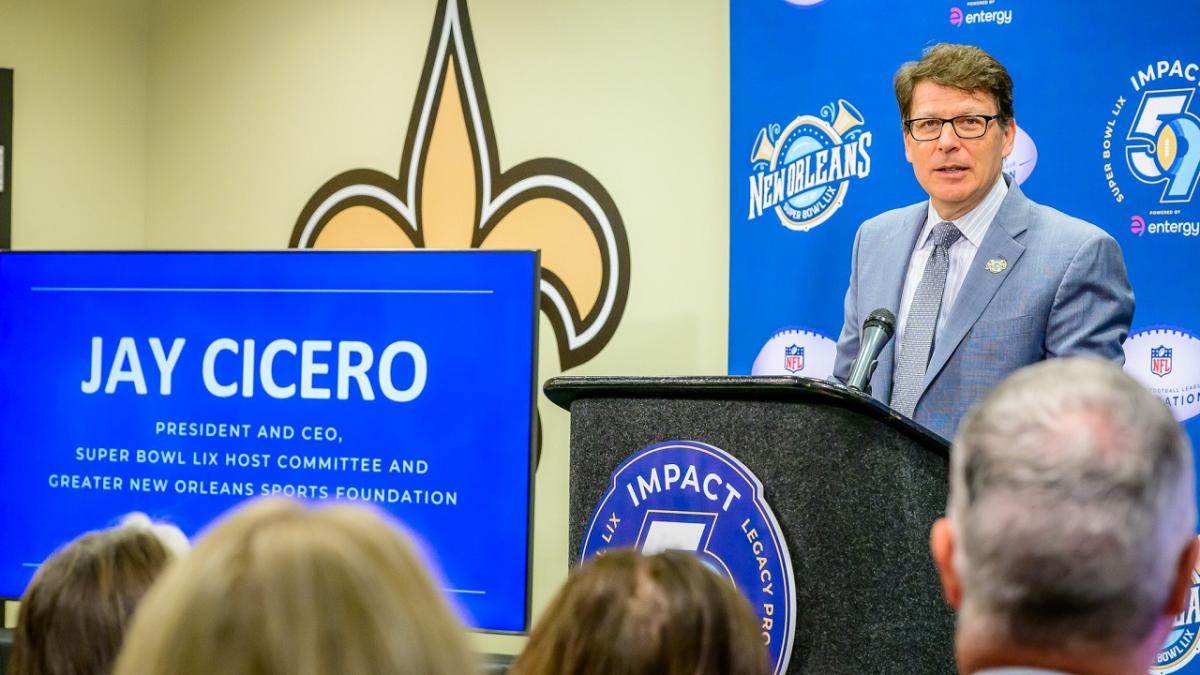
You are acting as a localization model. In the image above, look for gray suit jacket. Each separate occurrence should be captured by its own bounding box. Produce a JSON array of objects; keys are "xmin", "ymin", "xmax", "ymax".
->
[{"xmin": 832, "ymin": 180, "xmax": 1134, "ymax": 440}]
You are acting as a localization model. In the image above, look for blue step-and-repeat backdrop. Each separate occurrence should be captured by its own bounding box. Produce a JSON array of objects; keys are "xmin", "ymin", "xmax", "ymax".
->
[{"xmin": 730, "ymin": 2, "xmax": 1199, "ymax": 670}]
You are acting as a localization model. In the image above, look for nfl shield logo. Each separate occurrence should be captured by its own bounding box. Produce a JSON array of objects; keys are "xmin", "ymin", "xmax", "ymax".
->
[
  {"xmin": 784, "ymin": 345, "xmax": 804, "ymax": 373},
  {"xmin": 1151, "ymin": 345, "xmax": 1173, "ymax": 378}
]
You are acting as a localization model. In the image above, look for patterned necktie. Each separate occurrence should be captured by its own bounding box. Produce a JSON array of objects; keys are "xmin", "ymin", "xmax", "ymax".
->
[{"xmin": 891, "ymin": 221, "xmax": 962, "ymax": 417}]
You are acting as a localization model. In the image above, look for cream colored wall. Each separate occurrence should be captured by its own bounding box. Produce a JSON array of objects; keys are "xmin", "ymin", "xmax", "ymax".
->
[
  {"xmin": 143, "ymin": 0, "xmax": 435, "ymax": 248},
  {"xmin": 0, "ymin": 0, "xmax": 150, "ymax": 628},
  {"xmin": 3, "ymin": 0, "xmax": 729, "ymax": 650},
  {"xmin": 0, "ymin": 0, "xmax": 149, "ymax": 249}
]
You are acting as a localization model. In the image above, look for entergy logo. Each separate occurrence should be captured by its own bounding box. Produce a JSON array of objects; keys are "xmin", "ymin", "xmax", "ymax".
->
[
  {"xmin": 948, "ymin": 5, "xmax": 1014, "ymax": 26},
  {"xmin": 1131, "ymin": 214, "xmax": 1147, "ymax": 236},
  {"xmin": 1126, "ymin": 213, "xmax": 1200, "ymax": 238}
]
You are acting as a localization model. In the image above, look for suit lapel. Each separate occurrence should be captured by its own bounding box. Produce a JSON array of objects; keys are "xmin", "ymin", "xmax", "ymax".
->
[
  {"xmin": 870, "ymin": 204, "xmax": 927, "ymax": 403},
  {"xmin": 919, "ymin": 182, "xmax": 1031, "ymax": 397}
]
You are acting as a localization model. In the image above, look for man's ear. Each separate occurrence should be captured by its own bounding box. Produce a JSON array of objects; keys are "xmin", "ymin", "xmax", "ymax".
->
[
  {"xmin": 1167, "ymin": 536, "xmax": 1199, "ymax": 616},
  {"xmin": 930, "ymin": 517, "xmax": 962, "ymax": 609},
  {"xmin": 1000, "ymin": 116, "xmax": 1016, "ymax": 158}
]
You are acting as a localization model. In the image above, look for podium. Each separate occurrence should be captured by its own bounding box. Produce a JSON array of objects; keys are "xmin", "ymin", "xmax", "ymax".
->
[{"xmin": 544, "ymin": 375, "xmax": 954, "ymax": 674}]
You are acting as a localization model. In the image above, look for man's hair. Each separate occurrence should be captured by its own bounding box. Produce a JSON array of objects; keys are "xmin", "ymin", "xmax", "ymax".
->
[
  {"xmin": 949, "ymin": 358, "xmax": 1195, "ymax": 648},
  {"xmin": 894, "ymin": 43, "xmax": 1014, "ymax": 123},
  {"xmin": 511, "ymin": 549, "xmax": 769, "ymax": 675},
  {"xmin": 9, "ymin": 515, "xmax": 185, "ymax": 675},
  {"xmin": 113, "ymin": 497, "xmax": 477, "ymax": 675}
]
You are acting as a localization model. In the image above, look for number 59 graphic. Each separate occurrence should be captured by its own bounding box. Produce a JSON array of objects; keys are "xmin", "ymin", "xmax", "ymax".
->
[{"xmin": 1126, "ymin": 89, "xmax": 1200, "ymax": 203}]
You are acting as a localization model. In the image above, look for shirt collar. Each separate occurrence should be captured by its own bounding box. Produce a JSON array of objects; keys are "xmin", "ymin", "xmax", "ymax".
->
[{"xmin": 918, "ymin": 173, "xmax": 1009, "ymax": 249}]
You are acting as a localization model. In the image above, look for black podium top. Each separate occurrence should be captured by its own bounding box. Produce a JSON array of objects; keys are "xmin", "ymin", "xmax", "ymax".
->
[{"xmin": 544, "ymin": 375, "xmax": 949, "ymax": 455}]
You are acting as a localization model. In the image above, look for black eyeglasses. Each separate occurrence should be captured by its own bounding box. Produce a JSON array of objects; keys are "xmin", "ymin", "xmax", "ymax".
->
[{"xmin": 904, "ymin": 114, "xmax": 1003, "ymax": 141}]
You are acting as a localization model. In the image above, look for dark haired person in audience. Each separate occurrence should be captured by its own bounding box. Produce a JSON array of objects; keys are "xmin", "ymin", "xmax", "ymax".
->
[
  {"xmin": 511, "ymin": 548, "xmax": 769, "ymax": 675},
  {"xmin": 931, "ymin": 358, "xmax": 1197, "ymax": 675},
  {"xmin": 113, "ymin": 496, "xmax": 477, "ymax": 675},
  {"xmin": 8, "ymin": 513, "xmax": 188, "ymax": 675}
]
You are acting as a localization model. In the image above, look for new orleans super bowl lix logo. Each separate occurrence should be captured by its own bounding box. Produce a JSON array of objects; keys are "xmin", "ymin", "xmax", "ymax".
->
[
  {"xmin": 747, "ymin": 99, "xmax": 872, "ymax": 231},
  {"xmin": 1154, "ymin": 537, "xmax": 1200, "ymax": 673},
  {"xmin": 1101, "ymin": 60, "xmax": 1200, "ymax": 206}
]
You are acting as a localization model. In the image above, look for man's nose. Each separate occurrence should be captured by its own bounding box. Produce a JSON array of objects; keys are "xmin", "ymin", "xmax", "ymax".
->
[{"xmin": 936, "ymin": 122, "xmax": 962, "ymax": 151}]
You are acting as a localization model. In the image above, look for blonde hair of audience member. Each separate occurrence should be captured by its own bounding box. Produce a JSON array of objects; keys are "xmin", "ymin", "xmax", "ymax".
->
[
  {"xmin": 113, "ymin": 497, "xmax": 477, "ymax": 675},
  {"xmin": 9, "ymin": 513, "xmax": 187, "ymax": 675},
  {"xmin": 932, "ymin": 357, "xmax": 1198, "ymax": 674},
  {"xmin": 511, "ymin": 548, "xmax": 769, "ymax": 675}
]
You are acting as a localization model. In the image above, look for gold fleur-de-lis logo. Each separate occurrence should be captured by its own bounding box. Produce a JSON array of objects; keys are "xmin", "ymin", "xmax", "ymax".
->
[{"xmin": 290, "ymin": 0, "xmax": 629, "ymax": 370}]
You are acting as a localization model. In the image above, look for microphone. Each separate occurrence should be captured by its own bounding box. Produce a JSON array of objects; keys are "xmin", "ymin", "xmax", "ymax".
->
[{"xmin": 846, "ymin": 308, "xmax": 896, "ymax": 394}]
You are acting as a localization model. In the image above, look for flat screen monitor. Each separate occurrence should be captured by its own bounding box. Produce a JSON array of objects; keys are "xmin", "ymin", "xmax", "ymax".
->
[{"xmin": 0, "ymin": 250, "xmax": 538, "ymax": 633}]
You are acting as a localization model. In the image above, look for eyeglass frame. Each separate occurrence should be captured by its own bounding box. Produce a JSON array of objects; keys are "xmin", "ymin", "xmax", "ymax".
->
[{"xmin": 903, "ymin": 114, "xmax": 1005, "ymax": 141}]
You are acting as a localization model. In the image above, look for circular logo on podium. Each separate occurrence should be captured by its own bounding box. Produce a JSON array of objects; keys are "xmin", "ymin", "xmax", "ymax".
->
[{"xmin": 579, "ymin": 440, "xmax": 796, "ymax": 675}]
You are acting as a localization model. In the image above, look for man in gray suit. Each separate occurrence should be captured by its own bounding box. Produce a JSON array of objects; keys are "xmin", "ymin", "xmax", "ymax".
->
[
  {"xmin": 932, "ymin": 358, "xmax": 1197, "ymax": 675},
  {"xmin": 832, "ymin": 44, "xmax": 1134, "ymax": 440}
]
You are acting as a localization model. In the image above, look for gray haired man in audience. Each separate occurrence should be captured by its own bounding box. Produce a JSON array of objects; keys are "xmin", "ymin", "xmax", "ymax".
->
[{"xmin": 930, "ymin": 357, "xmax": 1199, "ymax": 675}]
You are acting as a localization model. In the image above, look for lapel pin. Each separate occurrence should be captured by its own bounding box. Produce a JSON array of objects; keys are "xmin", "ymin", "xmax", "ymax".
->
[{"xmin": 985, "ymin": 257, "xmax": 1008, "ymax": 274}]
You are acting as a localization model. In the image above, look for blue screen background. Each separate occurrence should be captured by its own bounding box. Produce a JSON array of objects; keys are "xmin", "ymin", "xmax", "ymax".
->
[{"xmin": 0, "ymin": 250, "xmax": 536, "ymax": 632}]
